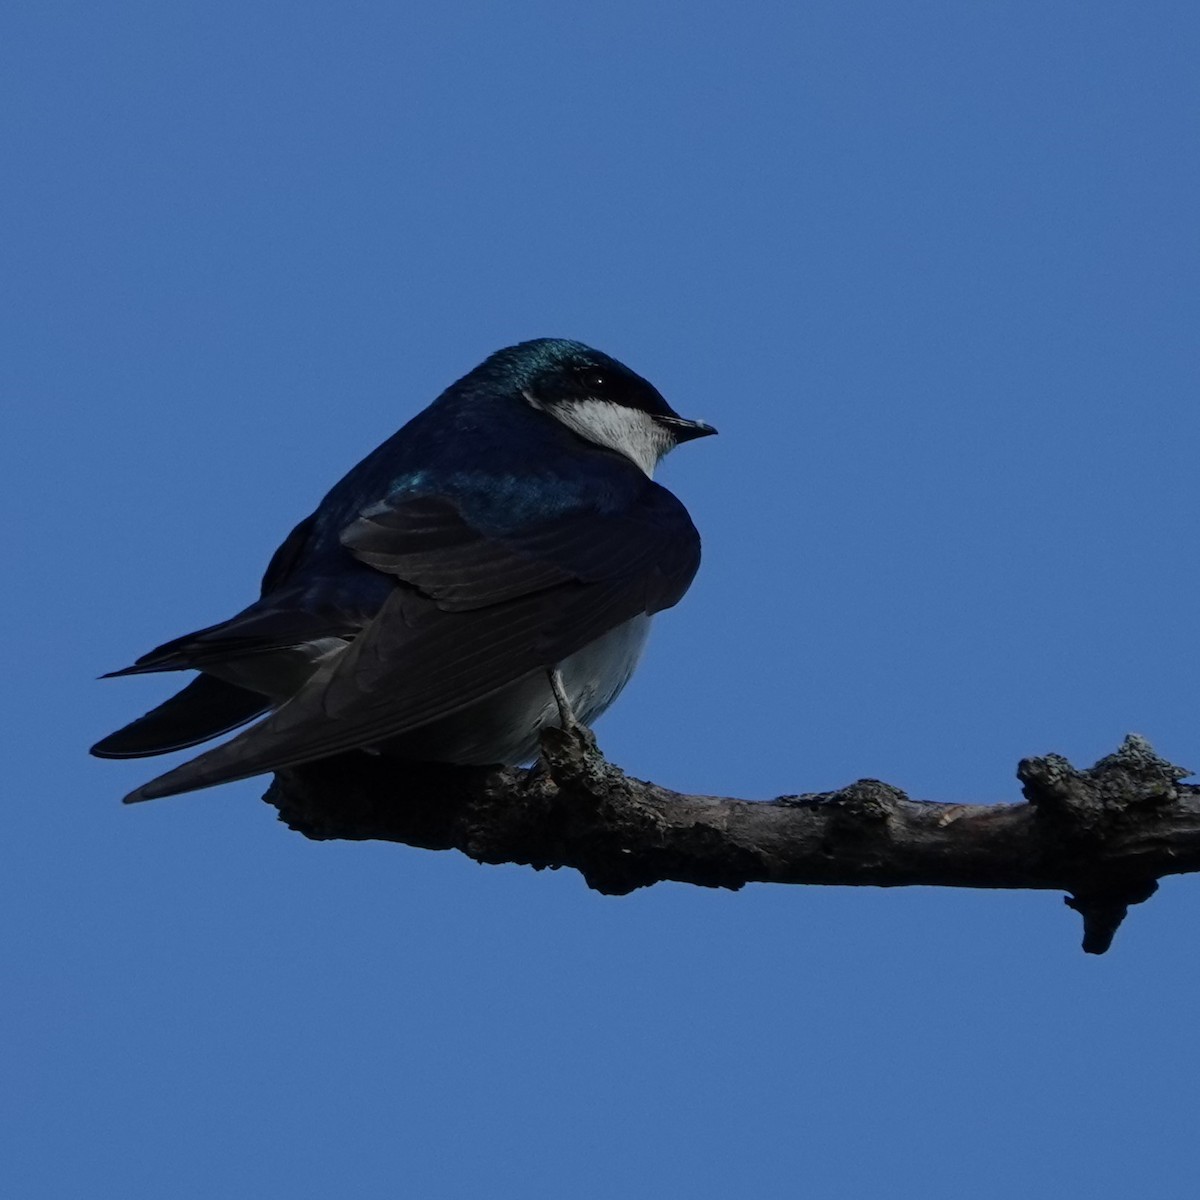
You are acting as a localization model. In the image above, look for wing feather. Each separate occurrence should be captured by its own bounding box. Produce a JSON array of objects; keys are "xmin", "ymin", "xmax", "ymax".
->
[{"xmin": 125, "ymin": 483, "xmax": 701, "ymax": 801}]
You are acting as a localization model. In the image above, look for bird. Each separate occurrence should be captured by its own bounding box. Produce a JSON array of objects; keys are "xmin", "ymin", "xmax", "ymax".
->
[{"xmin": 92, "ymin": 338, "xmax": 716, "ymax": 803}]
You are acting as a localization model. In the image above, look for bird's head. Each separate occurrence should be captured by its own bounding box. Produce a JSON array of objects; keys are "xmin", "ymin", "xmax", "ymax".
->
[{"xmin": 479, "ymin": 338, "xmax": 716, "ymax": 477}]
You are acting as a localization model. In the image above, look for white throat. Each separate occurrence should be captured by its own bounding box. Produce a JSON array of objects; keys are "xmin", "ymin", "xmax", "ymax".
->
[{"xmin": 529, "ymin": 394, "xmax": 674, "ymax": 477}]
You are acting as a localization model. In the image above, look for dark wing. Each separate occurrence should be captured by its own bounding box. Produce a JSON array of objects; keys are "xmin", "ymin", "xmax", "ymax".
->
[
  {"xmin": 101, "ymin": 605, "xmax": 362, "ymax": 677},
  {"xmin": 102, "ymin": 513, "xmax": 365, "ymax": 678},
  {"xmin": 260, "ymin": 513, "xmax": 318, "ymax": 593},
  {"xmin": 341, "ymin": 496, "xmax": 580, "ymax": 608},
  {"xmin": 124, "ymin": 487, "xmax": 700, "ymax": 801},
  {"xmin": 90, "ymin": 674, "xmax": 270, "ymax": 758}
]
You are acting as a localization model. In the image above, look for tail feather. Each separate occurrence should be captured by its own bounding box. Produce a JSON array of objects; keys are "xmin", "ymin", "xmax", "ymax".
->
[
  {"xmin": 90, "ymin": 675, "xmax": 271, "ymax": 759},
  {"xmin": 102, "ymin": 601, "xmax": 360, "ymax": 678}
]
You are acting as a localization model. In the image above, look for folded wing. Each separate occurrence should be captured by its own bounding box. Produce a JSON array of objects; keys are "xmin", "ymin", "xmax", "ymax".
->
[{"xmin": 125, "ymin": 485, "xmax": 700, "ymax": 801}]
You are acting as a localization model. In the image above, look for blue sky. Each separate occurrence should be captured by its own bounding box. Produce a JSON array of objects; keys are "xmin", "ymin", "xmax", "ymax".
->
[{"xmin": 4, "ymin": 2, "xmax": 1199, "ymax": 1196}]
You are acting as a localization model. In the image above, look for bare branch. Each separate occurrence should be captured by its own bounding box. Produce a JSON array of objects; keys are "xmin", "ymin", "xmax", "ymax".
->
[{"xmin": 263, "ymin": 732, "xmax": 1199, "ymax": 954}]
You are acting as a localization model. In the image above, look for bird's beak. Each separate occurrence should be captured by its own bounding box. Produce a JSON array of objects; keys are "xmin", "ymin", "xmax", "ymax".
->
[{"xmin": 658, "ymin": 415, "xmax": 718, "ymax": 443}]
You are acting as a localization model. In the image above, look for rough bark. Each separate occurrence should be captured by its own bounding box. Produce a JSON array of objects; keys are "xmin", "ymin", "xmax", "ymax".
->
[{"xmin": 263, "ymin": 732, "xmax": 1200, "ymax": 954}]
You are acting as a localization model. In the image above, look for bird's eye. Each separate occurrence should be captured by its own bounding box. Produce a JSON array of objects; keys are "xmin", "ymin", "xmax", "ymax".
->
[{"xmin": 579, "ymin": 369, "xmax": 608, "ymax": 393}]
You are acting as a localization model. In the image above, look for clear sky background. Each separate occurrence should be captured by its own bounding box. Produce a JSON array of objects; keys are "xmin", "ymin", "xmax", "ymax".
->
[{"xmin": 4, "ymin": 2, "xmax": 1199, "ymax": 1196}]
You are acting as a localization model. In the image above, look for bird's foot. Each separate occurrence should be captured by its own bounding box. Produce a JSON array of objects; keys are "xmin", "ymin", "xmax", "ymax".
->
[
  {"xmin": 536, "ymin": 715, "xmax": 601, "ymax": 788},
  {"xmin": 537, "ymin": 669, "xmax": 613, "ymax": 787},
  {"xmin": 547, "ymin": 668, "xmax": 578, "ymax": 731},
  {"xmin": 539, "ymin": 721, "xmax": 600, "ymax": 760}
]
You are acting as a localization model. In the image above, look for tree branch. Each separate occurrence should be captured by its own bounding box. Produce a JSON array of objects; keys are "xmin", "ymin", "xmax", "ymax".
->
[{"xmin": 263, "ymin": 732, "xmax": 1200, "ymax": 954}]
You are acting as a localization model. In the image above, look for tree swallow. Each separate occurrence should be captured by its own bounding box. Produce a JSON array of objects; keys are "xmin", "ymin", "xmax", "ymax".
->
[{"xmin": 93, "ymin": 339, "xmax": 715, "ymax": 803}]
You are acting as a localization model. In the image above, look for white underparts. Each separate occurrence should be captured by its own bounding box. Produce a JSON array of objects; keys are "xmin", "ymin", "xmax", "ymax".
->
[{"xmin": 524, "ymin": 392, "xmax": 674, "ymax": 477}]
